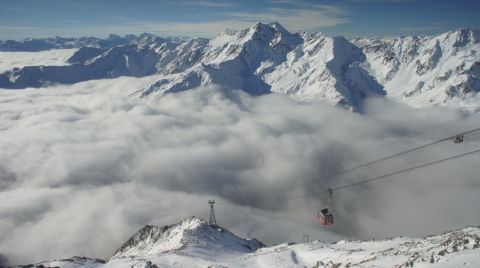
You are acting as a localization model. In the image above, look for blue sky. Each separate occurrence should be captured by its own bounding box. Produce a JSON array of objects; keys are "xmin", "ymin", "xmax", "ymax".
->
[{"xmin": 0, "ymin": 0, "xmax": 479, "ymax": 40}]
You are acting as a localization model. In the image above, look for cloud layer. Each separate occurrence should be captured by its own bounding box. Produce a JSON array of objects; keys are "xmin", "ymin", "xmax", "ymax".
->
[{"xmin": 0, "ymin": 77, "xmax": 479, "ymax": 265}]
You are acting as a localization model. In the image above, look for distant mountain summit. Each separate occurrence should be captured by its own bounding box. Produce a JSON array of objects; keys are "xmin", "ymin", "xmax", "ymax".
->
[
  {"xmin": 0, "ymin": 23, "xmax": 479, "ymax": 112},
  {"xmin": 0, "ymin": 33, "xmax": 175, "ymax": 52},
  {"xmin": 135, "ymin": 22, "xmax": 384, "ymax": 112}
]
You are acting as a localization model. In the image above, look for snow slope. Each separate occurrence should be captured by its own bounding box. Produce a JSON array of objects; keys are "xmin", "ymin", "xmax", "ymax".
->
[
  {"xmin": 353, "ymin": 28, "xmax": 480, "ymax": 111},
  {"xmin": 17, "ymin": 217, "xmax": 480, "ymax": 268},
  {"xmin": 265, "ymin": 31, "xmax": 384, "ymax": 111}
]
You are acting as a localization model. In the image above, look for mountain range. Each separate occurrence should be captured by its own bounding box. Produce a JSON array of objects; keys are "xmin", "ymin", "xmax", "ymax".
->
[
  {"xmin": 12, "ymin": 217, "xmax": 480, "ymax": 268},
  {"xmin": 0, "ymin": 33, "xmax": 186, "ymax": 52},
  {"xmin": 0, "ymin": 22, "xmax": 479, "ymax": 112}
]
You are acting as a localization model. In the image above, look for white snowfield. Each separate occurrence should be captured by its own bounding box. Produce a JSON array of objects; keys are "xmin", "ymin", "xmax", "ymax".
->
[
  {"xmin": 0, "ymin": 49, "xmax": 76, "ymax": 73},
  {"xmin": 26, "ymin": 217, "xmax": 480, "ymax": 268}
]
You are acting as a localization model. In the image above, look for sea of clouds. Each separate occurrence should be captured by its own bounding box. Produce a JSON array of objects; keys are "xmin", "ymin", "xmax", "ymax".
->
[{"xmin": 0, "ymin": 75, "xmax": 479, "ymax": 265}]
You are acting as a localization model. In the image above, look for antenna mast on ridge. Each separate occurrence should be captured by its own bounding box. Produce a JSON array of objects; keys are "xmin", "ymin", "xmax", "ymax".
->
[{"xmin": 208, "ymin": 200, "xmax": 217, "ymax": 227}]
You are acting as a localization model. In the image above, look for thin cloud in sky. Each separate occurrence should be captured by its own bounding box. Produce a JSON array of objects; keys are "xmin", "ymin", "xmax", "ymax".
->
[
  {"xmin": 347, "ymin": 0, "xmax": 417, "ymax": 2},
  {"xmin": 224, "ymin": 5, "xmax": 349, "ymax": 30},
  {"xmin": 398, "ymin": 24, "xmax": 448, "ymax": 34},
  {"xmin": 0, "ymin": 0, "xmax": 478, "ymax": 39},
  {"xmin": 183, "ymin": 1, "xmax": 234, "ymax": 8},
  {"xmin": 0, "ymin": 4, "xmax": 349, "ymax": 39}
]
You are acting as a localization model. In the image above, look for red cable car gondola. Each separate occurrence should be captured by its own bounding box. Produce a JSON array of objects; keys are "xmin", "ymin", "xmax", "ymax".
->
[{"xmin": 317, "ymin": 188, "xmax": 334, "ymax": 226}]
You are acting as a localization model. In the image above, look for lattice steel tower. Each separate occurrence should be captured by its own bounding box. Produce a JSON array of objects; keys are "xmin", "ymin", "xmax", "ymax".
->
[{"xmin": 208, "ymin": 200, "xmax": 217, "ymax": 227}]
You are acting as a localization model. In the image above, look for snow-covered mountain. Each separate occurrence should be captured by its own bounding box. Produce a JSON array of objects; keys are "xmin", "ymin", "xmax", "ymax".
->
[
  {"xmin": 134, "ymin": 22, "xmax": 384, "ymax": 111},
  {"xmin": 0, "ymin": 33, "xmax": 175, "ymax": 52},
  {"xmin": 112, "ymin": 217, "xmax": 264, "ymax": 258},
  {"xmin": 0, "ymin": 45, "xmax": 160, "ymax": 89},
  {"xmin": 0, "ymin": 36, "xmax": 117, "ymax": 52},
  {"xmin": 353, "ymin": 28, "xmax": 480, "ymax": 111},
  {"xmin": 265, "ymin": 31, "xmax": 384, "ymax": 110},
  {"xmin": 14, "ymin": 217, "xmax": 480, "ymax": 268},
  {"xmin": 0, "ymin": 23, "xmax": 479, "ymax": 111}
]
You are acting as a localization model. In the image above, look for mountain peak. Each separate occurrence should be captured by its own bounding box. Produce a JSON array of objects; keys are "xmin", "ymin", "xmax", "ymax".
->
[
  {"xmin": 111, "ymin": 217, "xmax": 264, "ymax": 259},
  {"xmin": 247, "ymin": 22, "xmax": 276, "ymax": 40},
  {"xmin": 268, "ymin": 21, "xmax": 288, "ymax": 33},
  {"xmin": 106, "ymin": 33, "xmax": 123, "ymax": 41},
  {"xmin": 247, "ymin": 21, "xmax": 290, "ymax": 37},
  {"xmin": 243, "ymin": 21, "xmax": 302, "ymax": 52},
  {"xmin": 250, "ymin": 21, "xmax": 268, "ymax": 30},
  {"xmin": 139, "ymin": 32, "xmax": 156, "ymax": 38},
  {"xmin": 443, "ymin": 27, "xmax": 480, "ymax": 46},
  {"xmin": 249, "ymin": 21, "xmax": 285, "ymax": 30}
]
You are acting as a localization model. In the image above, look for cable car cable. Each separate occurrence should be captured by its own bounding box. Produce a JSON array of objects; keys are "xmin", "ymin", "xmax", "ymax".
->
[
  {"xmin": 331, "ymin": 147, "xmax": 480, "ymax": 191},
  {"xmin": 335, "ymin": 115, "xmax": 474, "ymax": 165},
  {"xmin": 285, "ymin": 147, "xmax": 480, "ymax": 200},
  {"xmin": 262, "ymin": 126, "xmax": 480, "ymax": 199}
]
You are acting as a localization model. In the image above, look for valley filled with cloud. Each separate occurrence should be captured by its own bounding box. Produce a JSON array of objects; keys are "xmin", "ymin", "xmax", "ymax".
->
[
  {"xmin": 0, "ymin": 76, "xmax": 479, "ymax": 264},
  {"xmin": 1, "ymin": 0, "xmax": 479, "ymax": 266}
]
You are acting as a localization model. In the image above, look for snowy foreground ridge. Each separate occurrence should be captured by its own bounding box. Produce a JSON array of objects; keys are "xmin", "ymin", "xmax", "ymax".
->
[
  {"xmin": 0, "ymin": 22, "xmax": 479, "ymax": 111},
  {"xmin": 17, "ymin": 217, "xmax": 480, "ymax": 268}
]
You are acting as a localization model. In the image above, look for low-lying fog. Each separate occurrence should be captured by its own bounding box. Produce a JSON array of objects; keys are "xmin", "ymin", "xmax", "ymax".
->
[{"xmin": 0, "ymin": 77, "xmax": 479, "ymax": 265}]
